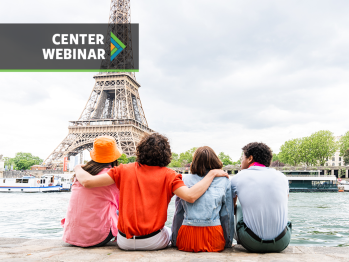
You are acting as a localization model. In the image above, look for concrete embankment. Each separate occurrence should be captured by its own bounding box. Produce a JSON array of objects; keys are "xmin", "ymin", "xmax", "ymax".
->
[{"xmin": 1, "ymin": 238, "xmax": 348, "ymax": 261}]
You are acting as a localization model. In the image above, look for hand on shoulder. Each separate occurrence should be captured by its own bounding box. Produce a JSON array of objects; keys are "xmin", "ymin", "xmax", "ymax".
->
[{"xmin": 207, "ymin": 169, "xmax": 229, "ymax": 178}]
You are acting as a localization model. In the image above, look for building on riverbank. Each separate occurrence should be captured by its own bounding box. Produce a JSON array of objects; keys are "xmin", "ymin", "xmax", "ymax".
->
[{"xmin": 325, "ymin": 136, "xmax": 346, "ymax": 166}]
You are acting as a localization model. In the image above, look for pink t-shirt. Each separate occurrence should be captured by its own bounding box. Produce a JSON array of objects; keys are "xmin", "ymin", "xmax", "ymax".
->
[{"xmin": 61, "ymin": 168, "xmax": 119, "ymax": 247}]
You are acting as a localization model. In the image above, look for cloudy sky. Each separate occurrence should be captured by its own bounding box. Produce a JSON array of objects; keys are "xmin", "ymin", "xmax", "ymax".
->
[{"xmin": 1, "ymin": 0, "xmax": 349, "ymax": 162}]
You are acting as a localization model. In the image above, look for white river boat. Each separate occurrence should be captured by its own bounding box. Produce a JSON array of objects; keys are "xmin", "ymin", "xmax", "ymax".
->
[{"xmin": 0, "ymin": 174, "xmax": 72, "ymax": 193}]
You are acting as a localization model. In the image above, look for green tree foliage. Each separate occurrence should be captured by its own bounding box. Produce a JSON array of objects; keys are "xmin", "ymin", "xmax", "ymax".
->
[
  {"xmin": 127, "ymin": 156, "xmax": 136, "ymax": 163},
  {"xmin": 168, "ymin": 148, "xmax": 198, "ymax": 167},
  {"xmin": 279, "ymin": 138, "xmax": 303, "ymax": 166},
  {"xmin": 4, "ymin": 157, "xmax": 15, "ymax": 169},
  {"xmin": 343, "ymin": 149, "xmax": 349, "ymax": 165},
  {"xmin": 178, "ymin": 147, "xmax": 197, "ymax": 166},
  {"xmin": 279, "ymin": 131, "xmax": 337, "ymax": 166},
  {"xmin": 298, "ymin": 136, "xmax": 317, "ymax": 166},
  {"xmin": 168, "ymin": 148, "xmax": 237, "ymax": 167},
  {"xmin": 232, "ymin": 159, "xmax": 241, "ymax": 165},
  {"xmin": 168, "ymin": 153, "xmax": 181, "ymax": 167},
  {"xmin": 118, "ymin": 154, "xmax": 129, "ymax": 164},
  {"xmin": 271, "ymin": 153, "xmax": 285, "ymax": 167},
  {"xmin": 308, "ymin": 130, "xmax": 337, "ymax": 166},
  {"xmin": 340, "ymin": 131, "xmax": 349, "ymax": 157},
  {"xmin": 218, "ymin": 152, "xmax": 233, "ymax": 166},
  {"xmin": 272, "ymin": 153, "xmax": 280, "ymax": 162},
  {"xmin": 10, "ymin": 152, "xmax": 43, "ymax": 170}
]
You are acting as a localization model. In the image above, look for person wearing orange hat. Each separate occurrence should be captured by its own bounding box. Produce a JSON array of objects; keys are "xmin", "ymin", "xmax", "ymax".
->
[
  {"xmin": 61, "ymin": 136, "xmax": 122, "ymax": 247},
  {"xmin": 75, "ymin": 133, "xmax": 228, "ymax": 251}
]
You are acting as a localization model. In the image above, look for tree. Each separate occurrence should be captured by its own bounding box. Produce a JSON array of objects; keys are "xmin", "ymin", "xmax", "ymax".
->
[
  {"xmin": 118, "ymin": 154, "xmax": 128, "ymax": 164},
  {"xmin": 343, "ymin": 149, "xmax": 349, "ymax": 166},
  {"xmin": 340, "ymin": 131, "xmax": 349, "ymax": 158},
  {"xmin": 4, "ymin": 157, "xmax": 15, "ymax": 170},
  {"xmin": 168, "ymin": 153, "xmax": 181, "ymax": 167},
  {"xmin": 271, "ymin": 153, "xmax": 285, "ymax": 167},
  {"xmin": 298, "ymin": 136, "xmax": 317, "ymax": 166},
  {"xmin": 127, "ymin": 156, "xmax": 136, "ymax": 163},
  {"xmin": 279, "ymin": 131, "xmax": 337, "ymax": 166},
  {"xmin": 218, "ymin": 152, "xmax": 233, "ymax": 166},
  {"xmin": 279, "ymin": 138, "xmax": 303, "ymax": 166},
  {"xmin": 307, "ymin": 130, "xmax": 337, "ymax": 166},
  {"xmin": 178, "ymin": 147, "xmax": 197, "ymax": 166},
  {"xmin": 232, "ymin": 159, "xmax": 241, "ymax": 166},
  {"xmin": 272, "ymin": 153, "xmax": 280, "ymax": 162},
  {"xmin": 11, "ymin": 152, "xmax": 43, "ymax": 170}
]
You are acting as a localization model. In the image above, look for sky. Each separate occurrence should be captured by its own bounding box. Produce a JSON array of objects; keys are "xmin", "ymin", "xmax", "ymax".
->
[{"xmin": 1, "ymin": 0, "xmax": 349, "ymax": 162}]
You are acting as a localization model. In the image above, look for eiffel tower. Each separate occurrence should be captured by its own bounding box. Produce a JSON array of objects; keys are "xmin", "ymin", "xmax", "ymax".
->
[{"xmin": 44, "ymin": 0, "xmax": 154, "ymax": 168}]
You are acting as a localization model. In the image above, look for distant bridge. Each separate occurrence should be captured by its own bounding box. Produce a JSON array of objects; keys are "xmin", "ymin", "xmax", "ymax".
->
[{"xmin": 170, "ymin": 165, "xmax": 349, "ymax": 178}]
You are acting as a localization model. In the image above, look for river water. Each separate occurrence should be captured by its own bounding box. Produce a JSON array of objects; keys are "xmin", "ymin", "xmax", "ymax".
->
[{"xmin": 0, "ymin": 192, "xmax": 348, "ymax": 247}]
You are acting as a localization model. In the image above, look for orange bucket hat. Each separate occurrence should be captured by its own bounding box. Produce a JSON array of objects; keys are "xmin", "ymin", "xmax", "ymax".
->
[{"xmin": 90, "ymin": 136, "xmax": 122, "ymax": 163}]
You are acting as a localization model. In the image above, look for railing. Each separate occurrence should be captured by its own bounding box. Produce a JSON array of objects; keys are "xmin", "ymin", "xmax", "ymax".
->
[
  {"xmin": 69, "ymin": 119, "xmax": 153, "ymax": 133},
  {"xmin": 285, "ymin": 174, "xmax": 323, "ymax": 177}
]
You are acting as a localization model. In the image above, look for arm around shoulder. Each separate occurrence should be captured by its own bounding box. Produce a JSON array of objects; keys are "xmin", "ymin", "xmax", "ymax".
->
[
  {"xmin": 173, "ymin": 169, "xmax": 229, "ymax": 203},
  {"xmin": 75, "ymin": 165, "xmax": 115, "ymax": 188}
]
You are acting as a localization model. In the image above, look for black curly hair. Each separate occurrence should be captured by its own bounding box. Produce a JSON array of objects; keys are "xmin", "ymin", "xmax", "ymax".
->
[
  {"xmin": 242, "ymin": 142, "xmax": 273, "ymax": 167},
  {"xmin": 136, "ymin": 133, "xmax": 172, "ymax": 167}
]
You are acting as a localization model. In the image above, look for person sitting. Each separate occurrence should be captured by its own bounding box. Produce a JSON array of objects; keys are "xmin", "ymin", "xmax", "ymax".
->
[
  {"xmin": 74, "ymin": 133, "xmax": 228, "ymax": 251},
  {"xmin": 62, "ymin": 136, "xmax": 121, "ymax": 247},
  {"xmin": 231, "ymin": 142, "xmax": 291, "ymax": 253},
  {"xmin": 171, "ymin": 146, "xmax": 234, "ymax": 252}
]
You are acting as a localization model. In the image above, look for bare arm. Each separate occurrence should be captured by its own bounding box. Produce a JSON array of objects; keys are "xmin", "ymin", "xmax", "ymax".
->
[
  {"xmin": 74, "ymin": 165, "xmax": 115, "ymax": 188},
  {"xmin": 173, "ymin": 169, "xmax": 229, "ymax": 203}
]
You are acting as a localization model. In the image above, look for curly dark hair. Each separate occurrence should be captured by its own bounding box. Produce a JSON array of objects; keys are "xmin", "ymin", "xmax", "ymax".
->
[
  {"xmin": 136, "ymin": 133, "xmax": 172, "ymax": 167},
  {"xmin": 242, "ymin": 142, "xmax": 273, "ymax": 167}
]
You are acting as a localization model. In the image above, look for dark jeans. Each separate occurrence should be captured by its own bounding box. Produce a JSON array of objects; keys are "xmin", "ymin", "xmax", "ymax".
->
[
  {"xmin": 90, "ymin": 230, "xmax": 114, "ymax": 247},
  {"xmin": 235, "ymin": 203, "xmax": 292, "ymax": 253}
]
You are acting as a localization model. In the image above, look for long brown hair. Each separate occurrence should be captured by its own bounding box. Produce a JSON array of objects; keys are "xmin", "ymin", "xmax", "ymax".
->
[
  {"xmin": 82, "ymin": 159, "xmax": 119, "ymax": 176},
  {"xmin": 190, "ymin": 146, "xmax": 223, "ymax": 177}
]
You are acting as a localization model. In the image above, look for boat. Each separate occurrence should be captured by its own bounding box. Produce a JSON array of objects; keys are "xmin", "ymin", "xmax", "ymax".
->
[
  {"xmin": 283, "ymin": 170, "xmax": 338, "ymax": 192},
  {"xmin": 339, "ymin": 180, "xmax": 349, "ymax": 192},
  {"xmin": 53, "ymin": 174, "xmax": 73, "ymax": 191},
  {"xmin": 0, "ymin": 174, "xmax": 72, "ymax": 193}
]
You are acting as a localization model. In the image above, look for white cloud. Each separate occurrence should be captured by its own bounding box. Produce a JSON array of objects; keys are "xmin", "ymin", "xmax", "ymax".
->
[{"xmin": 1, "ymin": 0, "xmax": 349, "ymax": 161}]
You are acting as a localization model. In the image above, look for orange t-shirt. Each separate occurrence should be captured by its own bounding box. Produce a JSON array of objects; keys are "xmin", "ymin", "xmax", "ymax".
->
[{"xmin": 108, "ymin": 162, "xmax": 185, "ymax": 239}]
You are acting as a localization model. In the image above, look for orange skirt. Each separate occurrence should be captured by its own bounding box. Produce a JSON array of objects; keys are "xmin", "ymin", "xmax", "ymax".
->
[{"xmin": 176, "ymin": 225, "xmax": 225, "ymax": 252}]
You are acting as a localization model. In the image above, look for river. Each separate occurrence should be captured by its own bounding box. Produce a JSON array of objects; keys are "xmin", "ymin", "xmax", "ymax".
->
[{"xmin": 0, "ymin": 192, "xmax": 348, "ymax": 247}]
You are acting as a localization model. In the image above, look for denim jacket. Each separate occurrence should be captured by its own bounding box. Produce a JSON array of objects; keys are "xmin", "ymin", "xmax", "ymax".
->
[{"xmin": 171, "ymin": 174, "xmax": 234, "ymax": 247}]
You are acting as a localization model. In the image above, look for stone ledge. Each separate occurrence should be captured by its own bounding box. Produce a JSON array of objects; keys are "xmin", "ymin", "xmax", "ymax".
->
[{"xmin": 0, "ymin": 238, "xmax": 348, "ymax": 261}]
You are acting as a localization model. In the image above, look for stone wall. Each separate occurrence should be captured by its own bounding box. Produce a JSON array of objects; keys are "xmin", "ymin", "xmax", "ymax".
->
[{"xmin": 3, "ymin": 170, "xmax": 63, "ymax": 178}]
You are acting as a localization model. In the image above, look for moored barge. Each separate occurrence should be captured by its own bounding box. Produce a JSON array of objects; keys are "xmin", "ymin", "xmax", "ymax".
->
[{"xmin": 283, "ymin": 170, "xmax": 338, "ymax": 192}]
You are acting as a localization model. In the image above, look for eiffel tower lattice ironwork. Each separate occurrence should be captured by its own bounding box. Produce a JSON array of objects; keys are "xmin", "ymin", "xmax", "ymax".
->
[{"xmin": 44, "ymin": 0, "xmax": 154, "ymax": 167}]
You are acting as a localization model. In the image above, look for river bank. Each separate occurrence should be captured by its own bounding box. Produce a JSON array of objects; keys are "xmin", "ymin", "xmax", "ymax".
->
[
  {"xmin": 1, "ymin": 238, "xmax": 349, "ymax": 262},
  {"xmin": 1, "ymin": 192, "xmax": 348, "ymax": 247}
]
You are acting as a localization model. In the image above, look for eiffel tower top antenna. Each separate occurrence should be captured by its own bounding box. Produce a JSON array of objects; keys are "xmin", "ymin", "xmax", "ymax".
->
[
  {"xmin": 43, "ymin": 0, "xmax": 153, "ymax": 168},
  {"xmin": 101, "ymin": 0, "xmax": 136, "ymax": 79},
  {"xmin": 108, "ymin": 0, "xmax": 131, "ymax": 24}
]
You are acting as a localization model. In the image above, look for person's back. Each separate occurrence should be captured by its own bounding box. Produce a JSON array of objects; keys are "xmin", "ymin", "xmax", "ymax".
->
[
  {"xmin": 62, "ymin": 168, "xmax": 120, "ymax": 247},
  {"xmin": 172, "ymin": 147, "xmax": 234, "ymax": 252},
  {"xmin": 75, "ymin": 133, "xmax": 229, "ymax": 251},
  {"xmin": 62, "ymin": 136, "xmax": 122, "ymax": 247},
  {"xmin": 232, "ymin": 167, "xmax": 288, "ymax": 239},
  {"xmin": 182, "ymin": 175, "xmax": 231, "ymax": 224},
  {"xmin": 109, "ymin": 162, "xmax": 184, "ymax": 239},
  {"xmin": 231, "ymin": 142, "xmax": 291, "ymax": 253}
]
